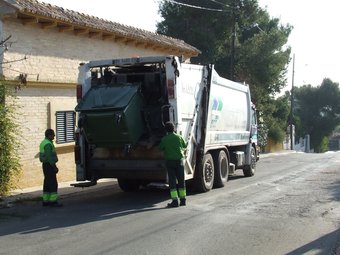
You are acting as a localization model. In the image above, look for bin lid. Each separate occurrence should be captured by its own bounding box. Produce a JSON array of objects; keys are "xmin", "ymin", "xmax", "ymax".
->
[{"xmin": 75, "ymin": 83, "xmax": 140, "ymax": 111}]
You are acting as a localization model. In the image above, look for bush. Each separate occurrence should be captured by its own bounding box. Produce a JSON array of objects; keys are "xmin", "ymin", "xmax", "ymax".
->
[
  {"xmin": 0, "ymin": 80, "xmax": 21, "ymax": 197},
  {"xmin": 314, "ymin": 136, "xmax": 329, "ymax": 153},
  {"xmin": 268, "ymin": 123, "xmax": 285, "ymax": 143}
]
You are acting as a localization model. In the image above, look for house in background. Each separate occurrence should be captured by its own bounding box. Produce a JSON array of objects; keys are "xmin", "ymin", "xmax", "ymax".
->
[{"xmin": 0, "ymin": 0, "xmax": 200, "ymax": 188}]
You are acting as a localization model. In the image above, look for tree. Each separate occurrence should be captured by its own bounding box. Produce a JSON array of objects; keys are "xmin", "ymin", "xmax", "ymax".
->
[
  {"xmin": 157, "ymin": 0, "xmax": 230, "ymax": 68},
  {"xmin": 157, "ymin": 0, "xmax": 292, "ymax": 144},
  {"xmin": 268, "ymin": 93, "xmax": 290, "ymax": 142},
  {"xmin": 294, "ymin": 78, "xmax": 340, "ymax": 152},
  {"xmin": 257, "ymin": 93, "xmax": 290, "ymax": 150}
]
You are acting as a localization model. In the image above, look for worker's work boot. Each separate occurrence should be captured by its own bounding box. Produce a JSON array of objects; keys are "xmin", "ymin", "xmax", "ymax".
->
[
  {"xmin": 167, "ymin": 199, "xmax": 179, "ymax": 208},
  {"xmin": 180, "ymin": 198, "xmax": 186, "ymax": 206}
]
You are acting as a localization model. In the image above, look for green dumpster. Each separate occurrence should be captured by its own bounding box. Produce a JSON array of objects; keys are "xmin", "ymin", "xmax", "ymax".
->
[{"xmin": 75, "ymin": 83, "xmax": 145, "ymax": 148}]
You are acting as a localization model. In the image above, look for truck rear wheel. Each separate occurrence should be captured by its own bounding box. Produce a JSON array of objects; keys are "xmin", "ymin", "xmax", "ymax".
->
[
  {"xmin": 117, "ymin": 178, "xmax": 141, "ymax": 192},
  {"xmin": 243, "ymin": 146, "xmax": 256, "ymax": 177},
  {"xmin": 194, "ymin": 153, "xmax": 214, "ymax": 192},
  {"xmin": 213, "ymin": 150, "xmax": 229, "ymax": 188}
]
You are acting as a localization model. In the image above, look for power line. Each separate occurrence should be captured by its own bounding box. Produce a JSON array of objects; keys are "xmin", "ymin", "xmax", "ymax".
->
[
  {"xmin": 208, "ymin": 0, "xmax": 230, "ymax": 8},
  {"xmin": 0, "ymin": 35, "xmax": 11, "ymax": 46},
  {"xmin": 0, "ymin": 56, "xmax": 27, "ymax": 65},
  {"xmin": 162, "ymin": 0, "xmax": 229, "ymax": 12}
]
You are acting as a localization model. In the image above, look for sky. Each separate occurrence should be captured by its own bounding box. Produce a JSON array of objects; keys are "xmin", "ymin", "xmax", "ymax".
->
[{"xmin": 40, "ymin": 0, "xmax": 340, "ymax": 90}]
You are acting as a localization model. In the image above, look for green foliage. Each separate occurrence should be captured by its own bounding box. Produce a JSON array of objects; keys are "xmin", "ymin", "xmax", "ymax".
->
[
  {"xmin": 258, "ymin": 93, "xmax": 290, "ymax": 145},
  {"xmin": 257, "ymin": 123, "xmax": 268, "ymax": 150},
  {"xmin": 267, "ymin": 123, "xmax": 285, "ymax": 143},
  {"xmin": 157, "ymin": 0, "xmax": 292, "ymax": 147},
  {"xmin": 0, "ymin": 80, "xmax": 21, "ymax": 196},
  {"xmin": 294, "ymin": 78, "xmax": 340, "ymax": 152},
  {"xmin": 158, "ymin": 0, "xmax": 229, "ymax": 67},
  {"xmin": 157, "ymin": 0, "xmax": 291, "ymax": 88},
  {"xmin": 315, "ymin": 137, "xmax": 329, "ymax": 153}
]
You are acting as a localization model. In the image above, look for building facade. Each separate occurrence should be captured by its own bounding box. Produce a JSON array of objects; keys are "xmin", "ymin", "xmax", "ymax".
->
[{"xmin": 0, "ymin": 0, "xmax": 200, "ymax": 188}]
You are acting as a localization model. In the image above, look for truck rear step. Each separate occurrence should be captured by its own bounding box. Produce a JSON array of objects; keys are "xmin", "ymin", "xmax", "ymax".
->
[{"xmin": 70, "ymin": 181, "xmax": 97, "ymax": 188}]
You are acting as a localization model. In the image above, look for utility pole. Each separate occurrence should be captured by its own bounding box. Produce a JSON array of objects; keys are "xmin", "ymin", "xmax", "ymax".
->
[
  {"xmin": 230, "ymin": 0, "xmax": 243, "ymax": 81},
  {"xmin": 290, "ymin": 54, "xmax": 295, "ymax": 150},
  {"xmin": 230, "ymin": 6, "xmax": 236, "ymax": 81}
]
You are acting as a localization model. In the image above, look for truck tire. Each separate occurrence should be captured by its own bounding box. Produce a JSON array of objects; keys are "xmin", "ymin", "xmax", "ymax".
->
[
  {"xmin": 117, "ymin": 178, "xmax": 141, "ymax": 192},
  {"xmin": 243, "ymin": 146, "xmax": 256, "ymax": 177},
  {"xmin": 194, "ymin": 153, "xmax": 214, "ymax": 192},
  {"xmin": 213, "ymin": 150, "xmax": 229, "ymax": 188}
]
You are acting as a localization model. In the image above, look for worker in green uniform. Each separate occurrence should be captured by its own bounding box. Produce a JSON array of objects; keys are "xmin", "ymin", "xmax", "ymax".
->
[
  {"xmin": 160, "ymin": 121, "xmax": 187, "ymax": 208},
  {"xmin": 39, "ymin": 129, "xmax": 62, "ymax": 207}
]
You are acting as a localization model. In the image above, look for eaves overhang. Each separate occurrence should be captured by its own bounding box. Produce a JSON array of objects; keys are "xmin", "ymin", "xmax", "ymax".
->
[{"xmin": 0, "ymin": 0, "xmax": 201, "ymax": 57}]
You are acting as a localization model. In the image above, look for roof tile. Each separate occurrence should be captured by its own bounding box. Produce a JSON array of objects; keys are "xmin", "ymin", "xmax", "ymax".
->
[{"xmin": 3, "ymin": 0, "xmax": 200, "ymax": 56}]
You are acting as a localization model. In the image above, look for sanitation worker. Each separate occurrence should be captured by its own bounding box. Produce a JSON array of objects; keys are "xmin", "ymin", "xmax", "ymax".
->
[
  {"xmin": 160, "ymin": 121, "xmax": 187, "ymax": 208},
  {"xmin": 39, "ymin": 129, "xmax": 62, "ymax": 207}
]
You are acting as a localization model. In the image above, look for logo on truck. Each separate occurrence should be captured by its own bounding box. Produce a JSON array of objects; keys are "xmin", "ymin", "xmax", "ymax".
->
[
  {"xmin": 211, "ymin": 97, "xmax": 223, "ymax": 128},
  {"xmin": 212, "ymin": 97, "xmax": 223, "ymax": 111}
]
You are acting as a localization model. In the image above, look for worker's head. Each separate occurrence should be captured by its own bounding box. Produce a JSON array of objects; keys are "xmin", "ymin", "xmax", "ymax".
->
[
  {"xmin": 165, "ymin": 121, "xmax": 175, "ymax": 133},
  {"xmin": 45, "ymin": 129, "xmax": 55, "ymax": 140}
]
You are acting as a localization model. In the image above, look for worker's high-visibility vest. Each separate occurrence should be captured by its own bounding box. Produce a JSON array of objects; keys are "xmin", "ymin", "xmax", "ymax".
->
[{"xmin": 39, "ymin": 138, "xmax": 58, "ymax": 163}]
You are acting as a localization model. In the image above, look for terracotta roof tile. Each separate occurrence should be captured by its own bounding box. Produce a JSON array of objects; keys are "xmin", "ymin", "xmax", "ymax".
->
[{"xmin": 3, "ymin": 0, "xmax": 200, "ymax": 56}]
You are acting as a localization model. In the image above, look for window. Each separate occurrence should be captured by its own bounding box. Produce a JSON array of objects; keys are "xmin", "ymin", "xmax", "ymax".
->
[{"xmin": 56, "ymin": 111, "xmax": 75, "ymax": 144}]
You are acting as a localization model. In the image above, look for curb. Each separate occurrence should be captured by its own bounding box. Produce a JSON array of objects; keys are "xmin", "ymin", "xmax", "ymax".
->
[{"xmin": 259, "ymin": 150, "xmax": 297, "ymax": 158}]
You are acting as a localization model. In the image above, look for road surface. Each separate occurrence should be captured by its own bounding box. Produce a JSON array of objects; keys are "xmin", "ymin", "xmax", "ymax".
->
[{"xmin": 0, "ymin": 151, "xmax": 339, "ymax": 254}]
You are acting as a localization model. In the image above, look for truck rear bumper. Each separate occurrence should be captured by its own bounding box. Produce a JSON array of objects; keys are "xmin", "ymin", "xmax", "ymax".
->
[{"xmin": 88, "ymin": 159, "xmax": 167, "ymax": 180}]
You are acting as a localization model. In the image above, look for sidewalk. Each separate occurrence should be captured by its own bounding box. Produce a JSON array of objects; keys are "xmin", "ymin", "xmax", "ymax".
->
[{"xmin": 260, "ymin": 149, "xmax": 297, "ymax": 158}]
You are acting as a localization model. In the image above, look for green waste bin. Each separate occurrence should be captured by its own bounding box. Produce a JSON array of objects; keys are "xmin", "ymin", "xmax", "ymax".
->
[{"xmin": 75, "ymin": 83, "xmax": 145, "ymax": 148}]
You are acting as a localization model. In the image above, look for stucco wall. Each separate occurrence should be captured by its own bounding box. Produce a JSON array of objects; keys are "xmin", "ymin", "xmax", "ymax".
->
[{"xmin": 1, "ymin": 17, "xmax": 171, "ymax": 189}]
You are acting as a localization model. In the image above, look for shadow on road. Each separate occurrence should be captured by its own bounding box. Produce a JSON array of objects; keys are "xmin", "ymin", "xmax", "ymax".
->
[
  {"xmin": 286, "ymin": 174, "xmax": 340, "ymax": 255},
  {"xmin": 326, "ymin": 177, "xmax": 340, "ymax": 202},
  {"xmin": 0, "ymin": 181, "xmax": 182, "ymax": 236},
  {"xmin": 285, "ymin": 228, "xmax": 340, "ymax": 255}
]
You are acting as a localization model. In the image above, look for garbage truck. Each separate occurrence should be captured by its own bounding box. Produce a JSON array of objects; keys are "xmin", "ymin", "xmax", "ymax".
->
[{"xmin": 73, "ymin": 55, "xmax": 259, "ymax": 192}]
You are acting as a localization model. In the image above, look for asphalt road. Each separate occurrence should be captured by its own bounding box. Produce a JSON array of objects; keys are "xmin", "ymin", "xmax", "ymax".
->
[{"xmin": 0, "ymin": 151, "xmax": 339, "ymax": 255}]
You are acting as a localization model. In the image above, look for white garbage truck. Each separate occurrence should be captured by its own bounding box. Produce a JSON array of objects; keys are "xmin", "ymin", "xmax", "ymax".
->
[{"xmin": 74, "ymin": 55, "xmax": 259, "ymax": 192}]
